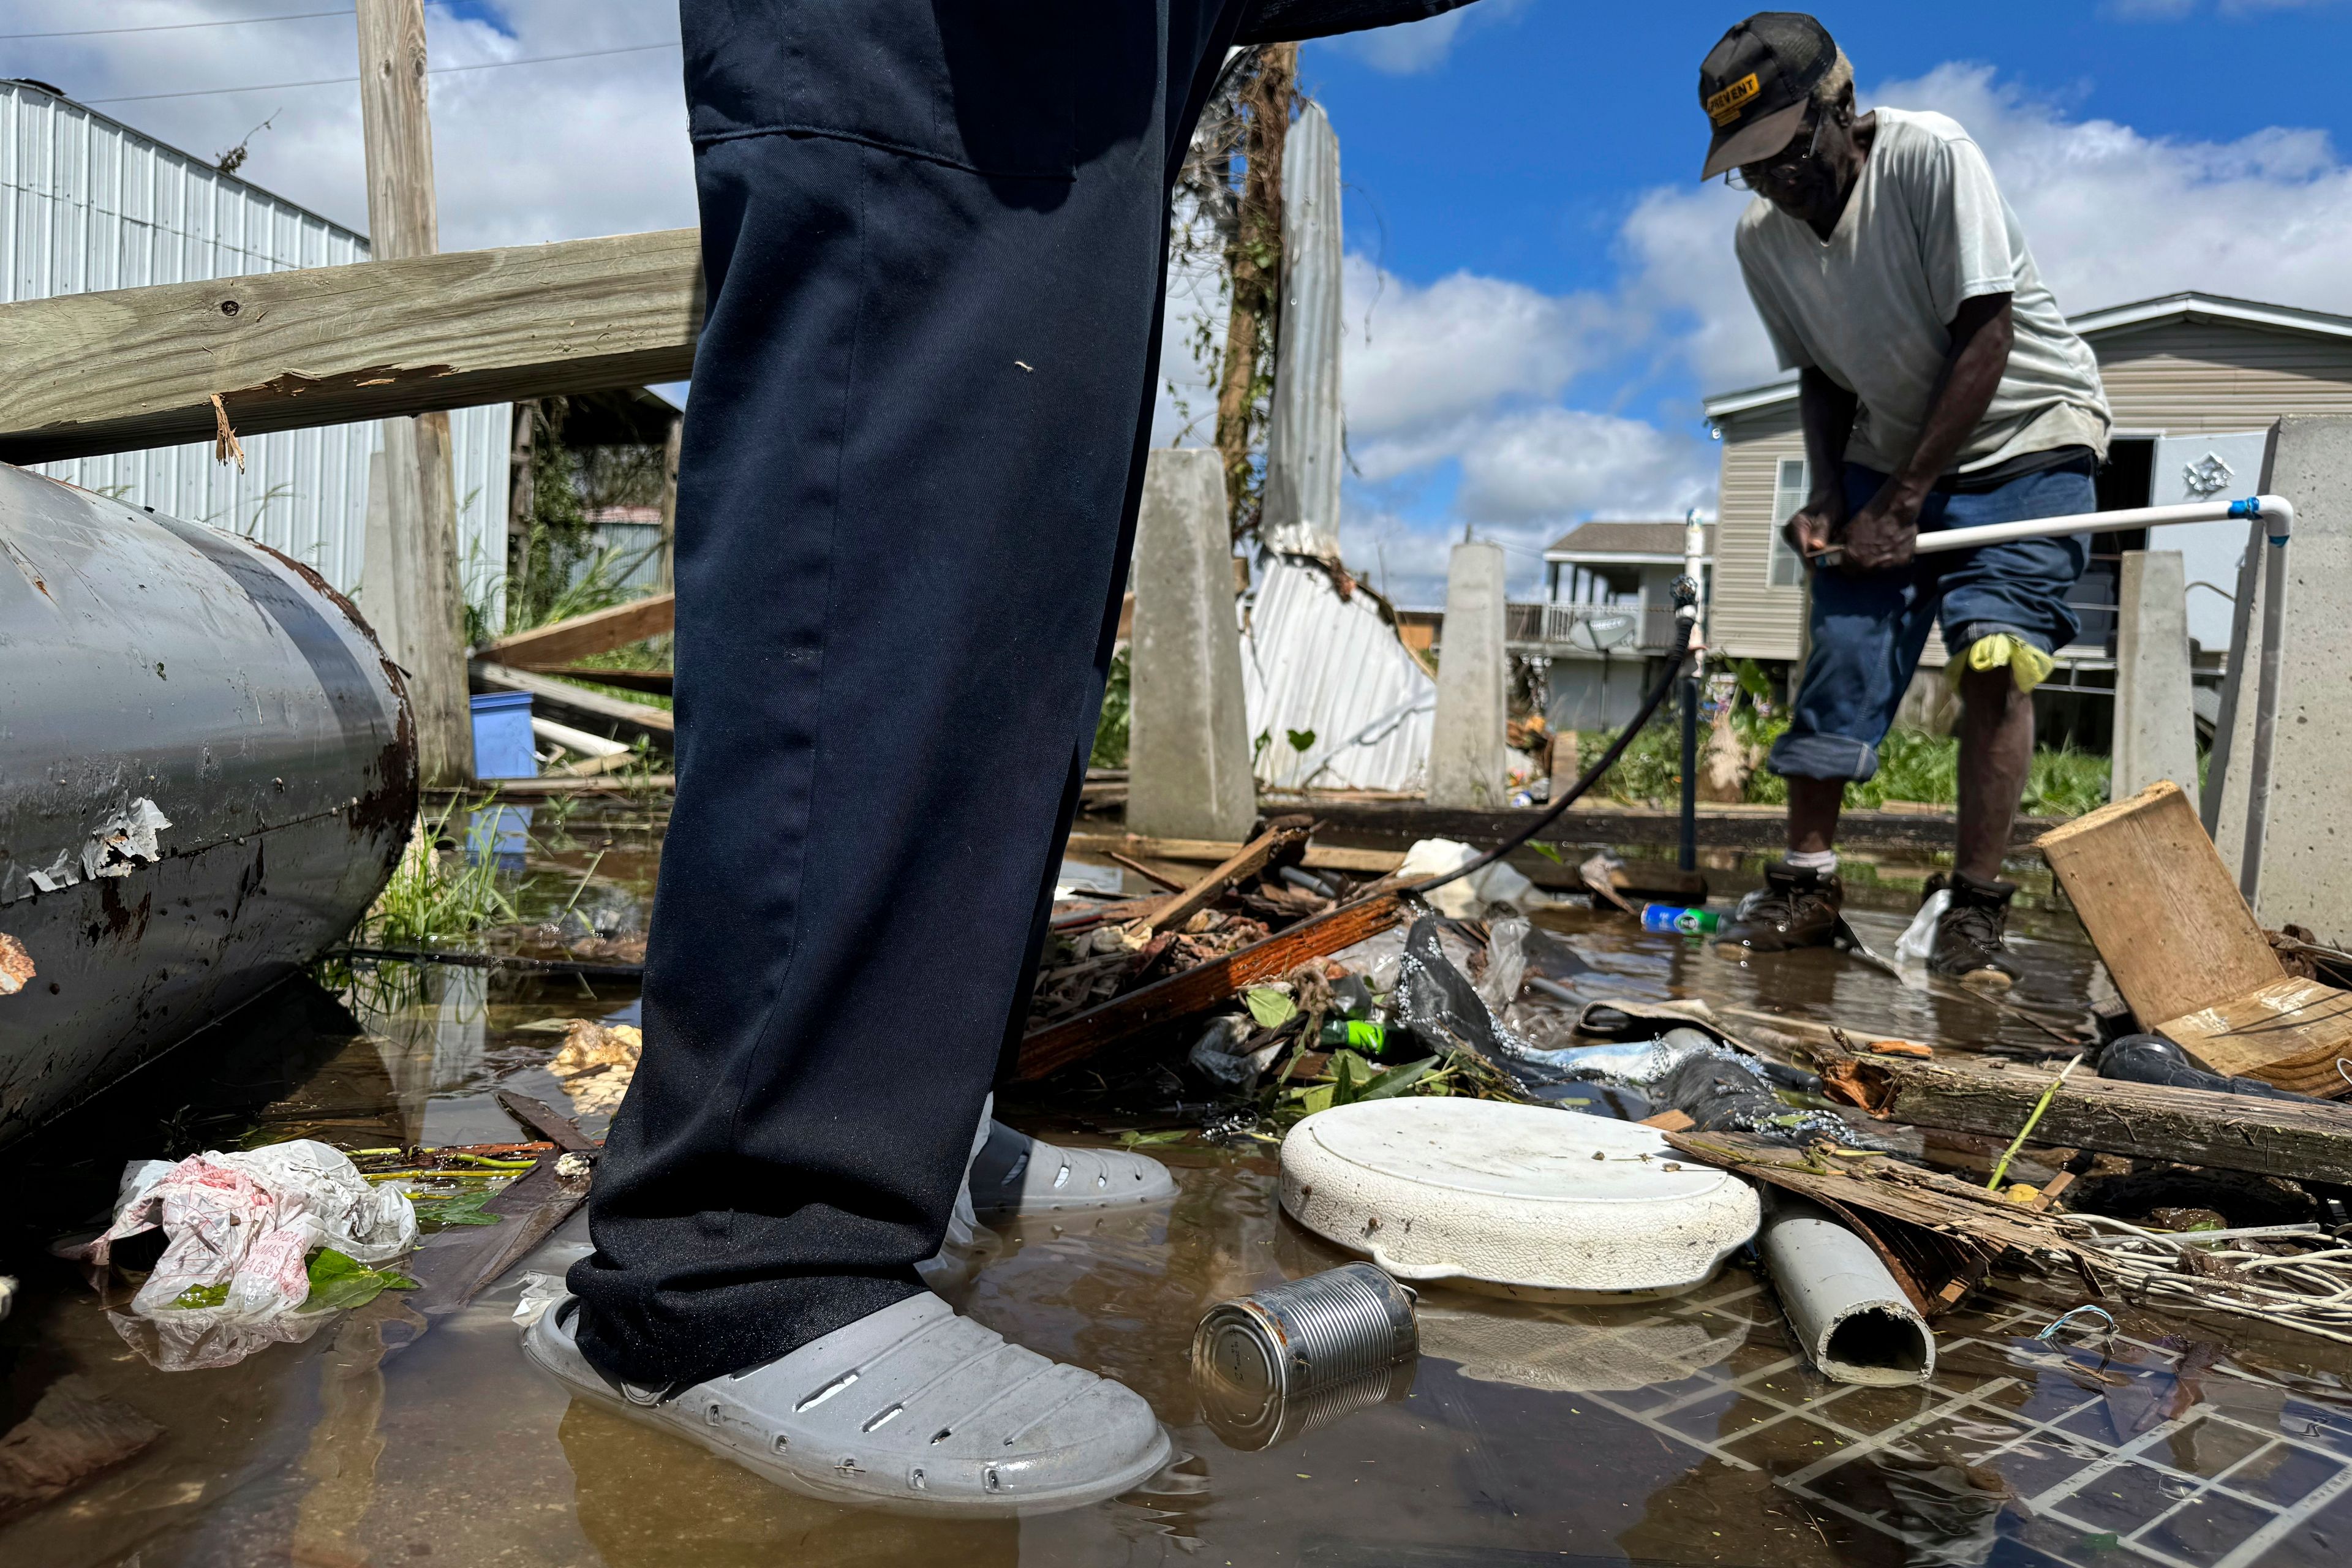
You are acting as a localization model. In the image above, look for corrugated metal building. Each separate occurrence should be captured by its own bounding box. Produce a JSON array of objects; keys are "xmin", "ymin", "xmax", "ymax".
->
[
  {"xmin": 1703, "ymin": 293, "xmax": 2352, "ymax": 683},
  {"xmin": 1, "ymin": 80, "xmax": 510, "ymax": 611}
]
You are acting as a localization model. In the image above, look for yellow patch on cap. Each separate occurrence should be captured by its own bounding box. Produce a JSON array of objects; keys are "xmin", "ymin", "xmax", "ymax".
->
[{"xmin": 1705, "ymin": 73, "xmax": 1761, "ymax": 127}]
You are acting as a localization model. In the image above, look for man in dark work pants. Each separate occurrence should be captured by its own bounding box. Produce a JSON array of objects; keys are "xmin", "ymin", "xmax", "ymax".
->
[{"xmin": 526, "ymin": 0, "xmax": 1479, "ymax": 1517}]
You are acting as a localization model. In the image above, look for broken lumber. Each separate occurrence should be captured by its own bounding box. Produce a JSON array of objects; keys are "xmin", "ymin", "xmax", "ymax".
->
[
  {"xmin": 470, "ymin": 662, "xmax": 673, "ymax": 748},
  {"xmin": 475, "ymin": 594, "xmax": 676, "ymax": 669},
  {"xmin": 0, "ymin": 229, "xmax": 702, "ymax": 464},
  {"xmin": 2038, "ymin": 782, "xmax": 2352, "ymax": 1095},
  {"xmin": 1820, "ymin": 1052, "xmax": 2352, "ymax": 1186},
  {"xmin": 1065, "ymin": 832, "xmax": 1401, "ymax": 875},
  {"xmin": 495, "ymin": 1090, "xmax": 598, "ymax": 1153},
  {"xmin": 1018, "ymin": 892, "xmax": 1405, "ymax": 1080},
  {"xmin": 0, "ymin": 1375, "xmax": 162, "ymax": 1525},
  {"xmin": 1664, "ymin": 1129, "xmax": 2112, "ymax": 1306},
  {"xmin": 1139, "ymin": 822, "xmax": 1309, "ymax": 936},
  {"xmin": 407, "ymin": 1153, "xmax": 591, "ymax": 1316},
  {"xmin": 539, "ymin": 666, "xmax": 673, "ymax": 696}
]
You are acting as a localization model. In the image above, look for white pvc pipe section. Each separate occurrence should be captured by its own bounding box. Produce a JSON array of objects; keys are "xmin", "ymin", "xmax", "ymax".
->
[
  {"xmin": 1758, "ymin": 1197, "xmax": 1936, "ymax": 1386},
  {"xmin": 1828, "ymin": 494, "xmax": 2295, "ymax": 906}
]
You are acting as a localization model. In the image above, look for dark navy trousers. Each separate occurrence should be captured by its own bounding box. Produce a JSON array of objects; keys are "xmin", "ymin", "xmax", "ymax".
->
[{"xmin": 572, "ymin": 0, "xmax": 1474, "ymax": 1387}]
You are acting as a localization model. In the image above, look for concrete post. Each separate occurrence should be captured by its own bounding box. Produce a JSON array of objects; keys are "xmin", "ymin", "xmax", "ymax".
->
[
  {"xmin": 1428, "ymin": 541, "xmax": 1508, "ymax": 807},
  {"xmin": 1126, "ymin": 448, "xmax": 1257, "ymax": 842},
  {"xmin": 2111, "ymin": 550, "xmax": 2199, "ymax": 801},
  {"xmin": 2210, "ymin": 415, "xmax": 2352, "ymax": 928}
]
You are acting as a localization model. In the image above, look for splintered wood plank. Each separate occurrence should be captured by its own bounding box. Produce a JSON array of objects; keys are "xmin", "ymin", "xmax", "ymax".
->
[
  {"xmin": 1822, "ymin": 1052, "xmax": 2352, "ymax": 1178},
  {"xmin": 0, "ymin": 229, "xmax": 703, "ymax": 464},
  {"xmin": 476, "ymin": 594, "xmax": 675, "ymax": 669},
  {"xmin": 2036, "ymin": 782, "xmax": 2282, "ymax": 1026},
  {"xmin": 470, "ymin": 662, "xmax": 673, "ymax": 745},
  {"xmin": 2157, "ymin": 976, "xmax": 2352, "ymax": 1096},
  {"xmin": 1017, "ymin": 893, "xmax": 1404, "ymax": 1081}
]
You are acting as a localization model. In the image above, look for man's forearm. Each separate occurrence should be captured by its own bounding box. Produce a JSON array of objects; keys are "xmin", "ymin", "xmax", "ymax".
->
[
  {"xmin": 1894, "ymin": 294, "xmax": 2013, "ymax": 497},
  {"xmin": 1798, "ymin": 367, "xmax": 1858, "ymax": 503}
]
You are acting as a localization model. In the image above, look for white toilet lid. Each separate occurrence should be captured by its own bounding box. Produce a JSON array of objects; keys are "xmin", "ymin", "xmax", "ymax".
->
[{"xmin": 1278, "ymin": 1098, "xmax": 1760, "ymax": 1297}]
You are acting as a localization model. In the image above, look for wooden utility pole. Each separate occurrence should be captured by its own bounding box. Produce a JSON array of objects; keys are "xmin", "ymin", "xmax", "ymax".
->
[
  {"xmin": 656, "ymin": 413, "xmax": 683, "ymax": 592},
  {"xmin": 507, "ymin": 402, "xmax": 537, "ymax": 620},
  {"xmin": 1213, "ymin": 43, "xmax": 1298, "ymax": 538},
  {"xmin": 358, "ymin": 0, "xmax": 470, "ymax": 785}
]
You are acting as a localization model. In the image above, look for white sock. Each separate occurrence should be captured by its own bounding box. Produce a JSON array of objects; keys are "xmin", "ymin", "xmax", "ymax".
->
[{"xmin": 1786, "ymin": 849, "xmax": 1838, "ymax": 875}]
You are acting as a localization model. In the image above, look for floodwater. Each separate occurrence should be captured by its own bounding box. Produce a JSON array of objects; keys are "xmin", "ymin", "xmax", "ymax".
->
[{"xmin": 6, "ymin": 819, "xmax": 2350, "ymax": 1568}]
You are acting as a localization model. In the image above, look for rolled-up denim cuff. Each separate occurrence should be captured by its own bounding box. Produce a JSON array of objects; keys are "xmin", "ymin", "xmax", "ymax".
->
[
  {"xmin": 1947, "ymin": 620, "xmax": 2055, "ymax": 660},
  {"xmin": 1768, "ymin": 730, "xmax": 1880, "ymax": 782}
]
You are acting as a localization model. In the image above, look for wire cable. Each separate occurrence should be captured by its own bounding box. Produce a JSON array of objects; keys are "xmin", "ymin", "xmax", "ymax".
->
[
  {"xmin": 0, "ymin": 8, "xmax": 351, "ymax": 41},
  {"xmin": 81, "ymin": 40, "xmax": 680, "ymax": 106},
  {"xmin": 1406, "ymin": 584, "xmax": 1700, "ymax": 898}
]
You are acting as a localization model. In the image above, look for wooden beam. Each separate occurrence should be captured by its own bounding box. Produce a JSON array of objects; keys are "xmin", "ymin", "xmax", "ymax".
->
[
  {"xmin": 358, "ymin": 0, "xmax": 470, "ymax": 786},
  {"xmin": 1297, "ymin": 799, "xmax": 2066, "ymax": 856},
  {"xmin": 471, "ymin": 662, "xmax": 673, "ymax": 748},
  {"xmin": 0, "ymin": 229, "xmax": 702, "ymax": 466},
  {"xmin": 1821, "ymin": 1052, "xmax": 2352, "ymax": 1186},
  {"xmin": 1017, "ymin": 892, "xmax": 1404, "ymax": 1081},
  {"xmin": 1139, "ymin": 823, "xmax": 1306, "ymax": 936},
  {"xmin": 1063, "ymin": 831, "xmax": 1401, "ymax": 875},
  {"xmin": 475, "ymin": 592, "xmax": 675, "ymax": 668}
]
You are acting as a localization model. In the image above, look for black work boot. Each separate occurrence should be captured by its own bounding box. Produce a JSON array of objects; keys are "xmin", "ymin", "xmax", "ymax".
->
[
  {"xmin": 1927, "ymin": 870, "xmax": 2025, "ymax": 989},
  {"xmin": 1717, "ymin": 862, "xmax": 1844, "ymax": 953}
]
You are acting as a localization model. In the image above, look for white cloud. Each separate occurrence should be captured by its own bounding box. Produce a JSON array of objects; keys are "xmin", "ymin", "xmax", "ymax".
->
[
  {"xmin": 10, "ymin": 1, "xmax": 696, "ymax": 250},
  {"xmin": 1317, "ymin": 0, "xmax": 1532, "ymax": 76},
  {"xmin": 1454, "ymin": 407, "xmax": 1714, "ymax": 524},
  {"xmin": 1342, "ymin": 255, "xmax": 1616, "ymax": 441}
]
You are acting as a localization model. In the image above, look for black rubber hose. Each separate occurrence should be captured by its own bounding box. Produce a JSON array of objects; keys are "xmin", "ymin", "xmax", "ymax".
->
[{"xmin": 1406, "ymin": 592, "xmax": 1700, "ymax": 899}]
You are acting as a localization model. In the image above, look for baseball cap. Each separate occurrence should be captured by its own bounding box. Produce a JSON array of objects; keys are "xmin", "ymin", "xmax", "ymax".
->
[{"xmin": 1697, "ymin": 12, "xmax": 1838, "ymax": 180}]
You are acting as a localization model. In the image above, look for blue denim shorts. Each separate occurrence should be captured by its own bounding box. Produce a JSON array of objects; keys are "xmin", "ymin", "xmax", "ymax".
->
[{"xmin": 1768, "ymin": 457, "xmax": 2094, "ymax": 782}]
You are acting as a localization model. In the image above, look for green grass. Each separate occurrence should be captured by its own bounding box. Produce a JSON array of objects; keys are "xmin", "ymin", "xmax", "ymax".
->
[
  {"xmin": 1091, "ymin": 647, "xmax": 1131, "ymax": 769},
  {"xmin": 360, "ymin": 797, "xmax": 521, "ymax": 948},
  {"xmin": 1574, "ymin": 680, "xmax": 2111, "ymax": 818}
]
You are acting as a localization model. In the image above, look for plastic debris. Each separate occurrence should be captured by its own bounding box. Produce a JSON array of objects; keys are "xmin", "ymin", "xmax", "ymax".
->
[
  {"xmin": 1395, "ymin": 839, "xmax": 1548, "ymax": 919},
  {"xmin": 512, "ymin": 1272, "xmax": 569, "ymax": 1329},
  {"xmin": 1894, "ymin": 889, "xmax": 1950, "ymax": 967},
  {"xmin": 551, "ymin": 1019, "xmax": 641, "ymax": 1114},
  {"xmin": 2098, "ymin": 1033, "xmax": 2321, "ymax": 1101},
  {"xmin": 65, "ymin": 1139, "xmax": 417, "ymax": 1371}
]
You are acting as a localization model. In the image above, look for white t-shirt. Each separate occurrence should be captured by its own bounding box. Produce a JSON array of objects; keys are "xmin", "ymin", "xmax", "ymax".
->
[{"xmin": 1734, "ymin": 108, "xmax": 2111, "ymax": 479}]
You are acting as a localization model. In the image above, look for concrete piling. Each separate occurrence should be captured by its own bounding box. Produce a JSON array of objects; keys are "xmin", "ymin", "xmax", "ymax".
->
[
  {"xmin": 2210, "ymin": 415, "xmax": 2352, "ymax": 928},
  {"xmin": 2111, "ymin": 549, "xmax": 2199, "ymax": 801},
  {"xmin": 1428, "ymin": 541, "xmax": 1508, "ymax": 808},
  {"xmin": 1126, "ymin": 448, "xmax": 1257, "ymax": 843}
]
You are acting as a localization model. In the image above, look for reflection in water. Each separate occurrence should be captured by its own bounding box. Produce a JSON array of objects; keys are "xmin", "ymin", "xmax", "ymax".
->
[{"xmin": 559, "ymin": 1400, "xmax": 1019, "ymax": 1568}]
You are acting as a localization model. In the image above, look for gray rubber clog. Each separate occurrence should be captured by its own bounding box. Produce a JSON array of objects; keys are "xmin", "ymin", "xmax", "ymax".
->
[
  {"xmin": 967, "ymin": 1119, "xmax": 1177, "ymax": 1221},
  {"xmin": 524, "ymin": 1291, "xmax": 1170, "ymax": 1515}
]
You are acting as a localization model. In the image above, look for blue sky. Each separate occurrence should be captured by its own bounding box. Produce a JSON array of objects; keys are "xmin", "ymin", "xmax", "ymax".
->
[
  {"xmin": 15, "ymin": 1, "xmax": 2352, "ymax": 603},
  {"xmin": 1281, "ymin": 0, "xmax": 2352, "ymax": 600}
]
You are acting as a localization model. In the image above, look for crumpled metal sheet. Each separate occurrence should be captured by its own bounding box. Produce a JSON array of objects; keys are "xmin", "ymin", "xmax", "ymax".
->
[{"xmin": 1242, "ymin": 559, "xmax": 1433, "ymax": 792}]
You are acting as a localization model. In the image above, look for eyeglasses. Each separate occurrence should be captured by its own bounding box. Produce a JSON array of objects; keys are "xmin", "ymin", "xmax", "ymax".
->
[{"xmin": 1725, "ymin": 109, "xmax": 1824, "ymax": 193}]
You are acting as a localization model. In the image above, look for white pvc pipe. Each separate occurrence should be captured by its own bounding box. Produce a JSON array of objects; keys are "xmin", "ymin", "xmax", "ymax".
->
[
  {"xmin": 1900, "ymin": 494, "xmax": 2294, "ymax": 556},
  {"xmin": 1758, "ymin": 1196, "xmax": 1935, "ymax": 1386},
  {"xmin": 1821, "ymin": 494, "xmax": 2296, "ymax": 907}
]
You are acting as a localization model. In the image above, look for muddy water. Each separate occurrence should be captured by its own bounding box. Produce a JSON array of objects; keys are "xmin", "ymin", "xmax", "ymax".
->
[{"xmin": 5, "ymin": 837, "xmax": 2350, "ymax": 1567}]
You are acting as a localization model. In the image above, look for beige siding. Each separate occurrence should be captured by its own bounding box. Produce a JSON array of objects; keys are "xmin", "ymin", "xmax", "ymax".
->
[
  {"xmin": 1712, "ymin": 403, "xmax": 1807, "ymax": 662},
  {"xmin": 2098, "ymin": 320, "xmax": 2352, "ymax": 431},
  {"xmin": 1709, "ymin": 316, "xmax": 2352, "ymax": 665}
]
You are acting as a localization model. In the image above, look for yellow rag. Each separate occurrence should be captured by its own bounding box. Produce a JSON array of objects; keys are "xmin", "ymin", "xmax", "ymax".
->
[{"xmin": 1946, "ymin": 633, "xmax": 2054, "ymax": 695}]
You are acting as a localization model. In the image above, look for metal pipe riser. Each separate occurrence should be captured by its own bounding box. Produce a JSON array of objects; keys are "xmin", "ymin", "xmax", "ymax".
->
[{"xmin": 0, "ymin": 466, "xmax": 417, "ymax": 1147}]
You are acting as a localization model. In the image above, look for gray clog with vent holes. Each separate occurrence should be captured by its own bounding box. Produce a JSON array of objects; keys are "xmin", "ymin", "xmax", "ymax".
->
[
  {"xmin": 524, "ymin": 1291, "xmax": 1170, "ymax": 1515},
  {"xmin": 968, "ymin": 1119, "xmax": 1176, "ymax": 1220}
]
